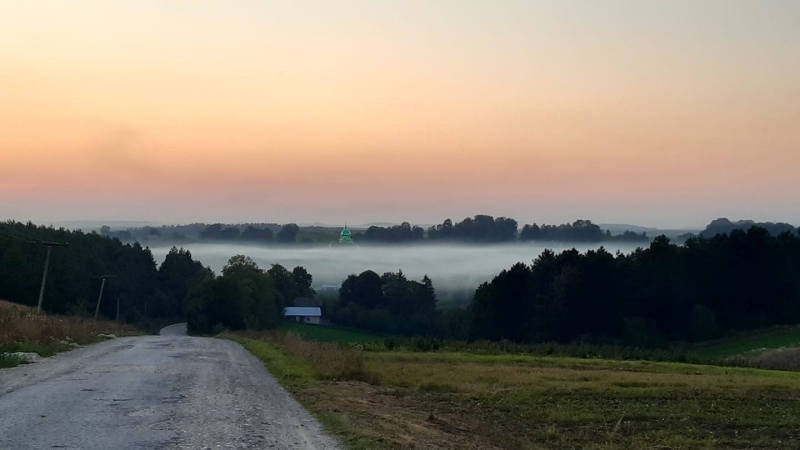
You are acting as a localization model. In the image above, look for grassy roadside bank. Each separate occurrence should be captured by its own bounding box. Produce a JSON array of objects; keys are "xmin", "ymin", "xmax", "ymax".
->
[
  {"xmin": 0, "ymin": 300, "xmax": 140, "ymax": 368},
  {"xmin": 230, "ymin": 329, "xmax": 800, "ymax": 449}
]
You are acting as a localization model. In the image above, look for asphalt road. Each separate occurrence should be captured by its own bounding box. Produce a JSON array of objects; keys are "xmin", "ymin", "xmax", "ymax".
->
[{"xmin": 0, "ymin": 324, "xmax": 342, "ymax": 450}]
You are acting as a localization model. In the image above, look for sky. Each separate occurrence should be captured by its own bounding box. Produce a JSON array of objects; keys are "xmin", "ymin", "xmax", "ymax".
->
[{"xmin": 1, "ymin": 1, "xmax": 799, "ymax": 229}]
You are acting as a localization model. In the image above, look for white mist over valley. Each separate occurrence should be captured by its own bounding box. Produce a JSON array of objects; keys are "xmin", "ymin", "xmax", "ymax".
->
[{"xmin": 149, "ymin": 242, "xmax": 644, "ymax": 294}]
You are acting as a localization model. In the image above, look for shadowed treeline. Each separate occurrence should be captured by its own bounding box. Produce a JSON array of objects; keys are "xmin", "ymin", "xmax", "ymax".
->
[
  {"xmin": 112, "ymin": 216, "xmax": 651, "ymax": 245},
  {"xmin": 468, "ymin": 227, "xmax": 800, "ymax": 346},
  {"xmin": 0, "ymin": 221, "xmax": 208, "ymax": 321}
]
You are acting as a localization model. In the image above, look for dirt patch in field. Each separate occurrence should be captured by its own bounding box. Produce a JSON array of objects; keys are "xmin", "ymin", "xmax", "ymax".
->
[{"xmin": 303, "ymin": 381, "xmax": 519, "ymax": 450}]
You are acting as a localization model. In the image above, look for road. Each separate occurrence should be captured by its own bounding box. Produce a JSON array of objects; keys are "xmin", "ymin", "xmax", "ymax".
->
[{"xmin": 0, "ymin": 324, "xmax": 342, "ymax": 450}]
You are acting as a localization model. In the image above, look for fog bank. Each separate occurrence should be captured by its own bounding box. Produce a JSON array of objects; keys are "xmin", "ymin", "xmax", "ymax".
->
[{"xmin": 149, "ymin": 243, "xmax": 643, "ymax": 294}]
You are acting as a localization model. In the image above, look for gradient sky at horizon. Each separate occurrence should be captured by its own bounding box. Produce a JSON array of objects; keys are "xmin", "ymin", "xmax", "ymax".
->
[{"xmin": 1, "ymin": 1, "xmax": 799, "ymax": 228}]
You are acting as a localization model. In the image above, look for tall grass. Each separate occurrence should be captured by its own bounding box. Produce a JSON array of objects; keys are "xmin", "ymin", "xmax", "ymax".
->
[
  {"xmin": 229, "ymin": 331, "xmax": 373, "ymax": 383},
  {"xmin": 0, "ymin": 300, "xmax": 138, "ymax": 362}
]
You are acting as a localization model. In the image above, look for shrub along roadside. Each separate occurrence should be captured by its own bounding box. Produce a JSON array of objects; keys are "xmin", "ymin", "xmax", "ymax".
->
[{"xmin": 0, "ymin": 300, "xmax": 140, "ymax": 368}]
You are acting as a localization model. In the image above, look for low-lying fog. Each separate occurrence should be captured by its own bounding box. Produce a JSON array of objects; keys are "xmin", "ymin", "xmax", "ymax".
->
[{"xmin": 149, "ymin": 243, "xmax": 643, "ymax": 297}]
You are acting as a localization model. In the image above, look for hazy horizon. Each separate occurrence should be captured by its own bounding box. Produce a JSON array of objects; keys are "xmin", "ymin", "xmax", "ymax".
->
[{"xmin": 0, "ymin": 217, "xmax": 792, "ymax": 234}]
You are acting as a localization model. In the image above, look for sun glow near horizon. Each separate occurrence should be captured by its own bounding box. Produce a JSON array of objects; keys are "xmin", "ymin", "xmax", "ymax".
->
[{"xmin": 1, "ymin": 1, "xmax": 799, "ymax": 227}]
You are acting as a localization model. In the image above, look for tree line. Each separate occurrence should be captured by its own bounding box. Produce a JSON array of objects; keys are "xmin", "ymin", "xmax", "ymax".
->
[
  {"xmin": 104, "ymin": 223, "xmax": 300, "ymax": 244},
  {"xmin": 0, "ymin": 221, "xmax": 208, "ymax": 320},
  {"xmin": 699, "ymin": 218, "xmax": 797, "ymax": 239},
  {"xmin": 326, "ymin": 270, "xmax": 444, "ymax": 336},
  {"xmin": 184, "ymin": 256, "xmax": 315, "ymax": 334},
  {"xmin": 357, "ymin": 222, "xmax": 425, "ymax": 243},
  {"xmin": 316, "ymin": 226, "xmax": 800, "ymax": 347},
  {"xmin": 0, "ymin": 221, "xmax": 318, "ymax": 335},
  {"xmin": 468, "ymin": 227, "xmax": 800, "ymax": 346},
  {"xmin": 104, "ymin": 216, "xmax": 797, "ymax": 247},
  {"xmin": 107, "ymin": 216, "xmax": 651, "ymax": 245},
  {"xmin": 519, "ymin": 220, "xmax": 648, "ymax": 243},
  {"xmin": 358, "ymin": 216, "xmax": 648, "ymax": 244}
]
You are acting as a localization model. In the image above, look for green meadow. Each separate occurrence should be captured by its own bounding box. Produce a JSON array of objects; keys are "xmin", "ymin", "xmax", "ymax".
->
[{"xmin": 279, "ymin": 322, "xmax": 384, "ymax": 344}]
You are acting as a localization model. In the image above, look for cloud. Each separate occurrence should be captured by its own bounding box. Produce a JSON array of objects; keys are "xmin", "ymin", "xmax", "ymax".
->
[{"xmin": 87, "ymin": 127, "xmax": 160, "ymax": 176}]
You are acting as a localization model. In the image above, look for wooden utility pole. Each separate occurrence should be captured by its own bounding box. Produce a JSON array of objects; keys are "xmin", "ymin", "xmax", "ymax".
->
[
  {"xmin": 36, "ymin": 241, "xmax": 69, "ymax": 313},
  {"xmin": 116, "ymin": 297, "xmax": 121, "ymax": 322},
  {"xmin": 94, "ymin": 275, "xmax": 117, "ymax": 319}
]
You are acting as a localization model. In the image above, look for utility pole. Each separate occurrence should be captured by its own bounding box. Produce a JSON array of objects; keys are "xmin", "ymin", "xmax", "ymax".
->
[
  {"xmin": 36, "ymin": 241, "xmax": 69, "ymax": 313},
  {"xmin": 94, "ymin": 275, "xmax": 117, "ymax": 319},
  {"xmin": 116, "ymin": 297, "xmax": 121, "ymax": 322}
]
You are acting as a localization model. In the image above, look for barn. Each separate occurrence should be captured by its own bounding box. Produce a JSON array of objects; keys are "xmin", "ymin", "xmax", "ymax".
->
[{"xmin": 284, "ymin": 306, "xmax": 322, "ymax": 325}]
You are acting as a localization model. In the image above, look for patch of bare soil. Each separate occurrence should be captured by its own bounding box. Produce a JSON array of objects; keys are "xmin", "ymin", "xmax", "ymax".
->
[{"xmin": 300, "ymin": 381, "xmax": 527, "ymax": 450}]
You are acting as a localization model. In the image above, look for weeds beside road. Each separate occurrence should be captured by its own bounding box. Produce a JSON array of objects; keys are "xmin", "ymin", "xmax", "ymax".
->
[{"xmin": 0, "ymin": 300, "xmax": 138, "ymax": 368}]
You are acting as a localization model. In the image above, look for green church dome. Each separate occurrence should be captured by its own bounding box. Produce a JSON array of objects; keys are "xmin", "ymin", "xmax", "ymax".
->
[{"xmin": 339, "ymin": 225, "xmax": 353, "ymax": 243}]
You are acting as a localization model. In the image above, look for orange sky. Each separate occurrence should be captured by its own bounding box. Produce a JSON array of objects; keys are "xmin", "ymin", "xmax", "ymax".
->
[{"xmin": 1, "ymin": 1, "xmax": 799, "ymax": 227}]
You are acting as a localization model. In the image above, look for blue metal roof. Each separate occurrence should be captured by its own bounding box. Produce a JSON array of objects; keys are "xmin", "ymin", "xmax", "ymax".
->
[{"xmin": 284, "ymin": 307, "xmax": 322, "ymax": 317}]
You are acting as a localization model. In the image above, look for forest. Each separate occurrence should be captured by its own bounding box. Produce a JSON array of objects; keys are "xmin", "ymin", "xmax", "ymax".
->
[
  {"xmin": 3, "ymin": 219, "xmax": 800, "ymax": 348},
  {"xmin": 0, "ymin": 221, "xmax": 201, "ymax": 320},
  {"xmin": 468, "ymin": 227, "xmax": 800, "ymax": 345},
  {"xmin": 103, "ymin": 216, "xmax": 798, "ymax": 247},
  {"xmin": 0, "ymin": 221, "xmax": 316, "ymax": 334},
  {"xmin": 109, "ymin": 216, "xmax": 794, "ymax": 247}
]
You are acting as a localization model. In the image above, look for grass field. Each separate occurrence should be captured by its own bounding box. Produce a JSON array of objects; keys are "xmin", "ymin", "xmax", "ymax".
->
[
  {"xmin": 0, "ymin": 300, "xmax": 139, "ymax": 368},
  {"xmin": 279, "ymin": 322, "xmax": 384, "ymax": 344},
  {"xmin": 234, "ymin": 331, "xmax": 800, "ymax": 450},
  {"xmin": 693, "ymin": 325, "xmax": 800, "ymax": 360}
]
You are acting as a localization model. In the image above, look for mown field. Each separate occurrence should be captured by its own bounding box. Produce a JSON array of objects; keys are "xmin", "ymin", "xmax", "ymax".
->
[
  {"xmin": 693, "ymin": 325, "xmax": 800, "ymax": 360},
  {"xmin": 0, "ymin": 300, "xmax": 139, "ymax": 368},
  {"xmin": 232, "ymin": 327, "xmax": 800, "ymax": 450}
]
